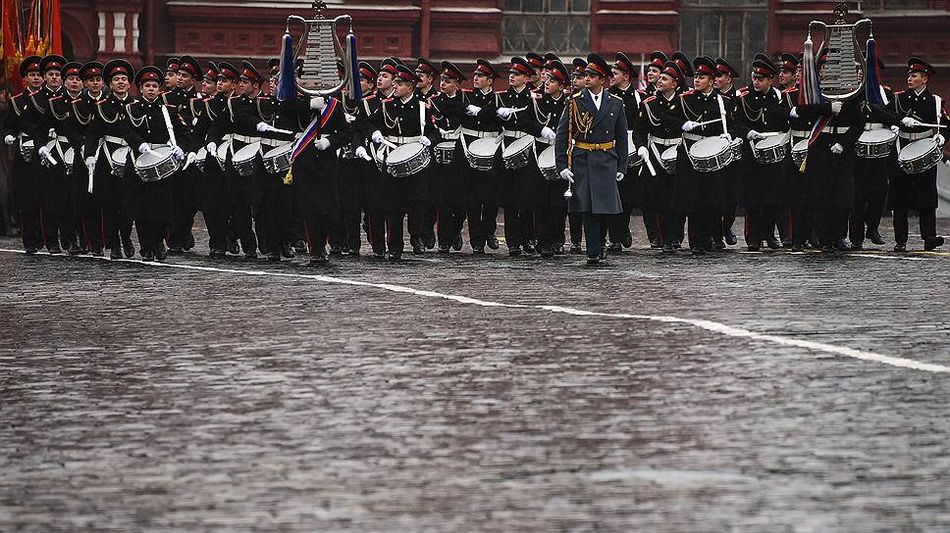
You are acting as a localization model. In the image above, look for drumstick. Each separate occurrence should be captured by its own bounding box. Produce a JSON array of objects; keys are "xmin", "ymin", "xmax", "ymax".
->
[{"xmin": 910, "ymin": 122, "xmax": 947, "ymax": 129}]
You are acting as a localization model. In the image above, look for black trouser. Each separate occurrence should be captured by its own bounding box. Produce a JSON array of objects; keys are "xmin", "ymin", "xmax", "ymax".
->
[
  {"xmin": 776, "ymin": 209, "xmax": 792, "ymax": 244},
  {"xmin": 437, "ymin": 207, "xmax": 465, "ymax": 247},
  {"xmin": 582, "ymin": 213, "xmax": 606, "ymax": 259},
  {"xmin": 168, "ymin": 166, "xmax": 199, "ymax": 249},
  {"xmin": 893, "ymin": 208, "xmax": 937, "ymax": 245},
  {"xmin": 744, "ymin": 208, "xmax": 776, "ymax": 247},
  {"xmin": 537, "ymin": 206, "xmax": 566, "ymax": 252},
  {"xmin": 386, "ymin": 210, "xmax": 407, "ymax": 255},
  {"xmin": 607, "ymin": 210, "xmax": 632, "ymax": 246},
  {"xmin": 467, "ymin": 203, "xmax": 497, "ymax": 248},
  {"xmin": 503, "ymin": 206, "xmax": 531, "ymax": 249},
  {"xmin": 38, "ymin": 164, "xmax": 69, "ymax": 250},
  {"xmin": 137, "ymin": 180, "xmax": 173, "ymax": 254},
  {"xmin": 850, "ymin": 193, "xmax": 886, "ymax": 246},
  {"xmin": 642, "ymin": 207, "xmax": 659, "ymax": 243},
  {"xmin": 12, "ymin": 155, "xmax": 43, "ymax": 250},
  {"xmin": 303, "ymin": 212, "xmax": 331, "ymax": 257},
  {"xmin": 256, "ymin": 173, "xmax": 290, "ymax": 255},
  {"xmin": 814, "ymin": 207, "xmax": 850, "ymax": 246},
  {"xmin": 365, "ymin": 212, "xmax": 387, "ymax": 255},
  {"xmin": 568, "ymin": 212, "xmax": 583, "ymax": 246},
  {"xmin": 687, "ymin": 209, "xmax": 716, "ymax": 251},
  {"xmin": 226, "ymin": 164, "xmax": 258, "ymax": 255}
]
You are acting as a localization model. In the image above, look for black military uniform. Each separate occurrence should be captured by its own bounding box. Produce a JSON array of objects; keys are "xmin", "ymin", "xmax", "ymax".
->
[
  {"xmin": 713, "ymin": 58, "xmax": 744, "ymax": 248},
  {"xmin": 779, "ymin": 81, "xmax": 818, "ymax": 251},
  {"xmin": 732, "ymin": 59, "xmax": 789, "ymax": 251},
  {"xmin": 665, "ymin": 56, "xmax": 737, "ymax": 253},
  {"xmin": 71, "ymin": 62, "xmax": 106, "ymax": 255},
  {"xmin": 28, "ymin": 55, "xmax": 70, "ymax": 253},
  {"xmin": 850, "ymin": 69, "xmax": 893, "ymax": 250},
  {"xmin": 886, "ymin": 57, "xmax": 949, "ymax": 251},
  {"xmin": 120, "ymin": 66, "xmax": 192, "ymax": 261},
  {"xmin": 2, "ymin": 57, "xmax": 46, "ymax": 253},
  {"xmin": 531, "ymin": 60, "xmax": 569, "ymax": 256},
  {"xmin": 608, "ymin": 52, "xmax": 650, "ymax": 250},
  {"xmin": 82, "ymin": 59, "xmax": 137, "ymax": 259},
  {"xmin": 644, "ymin": 52, "xmax": 669, "ymax": 97},
  {"xmin": 163, "ymin": 55, "xmax": 202, "ymax": 253},
  {"xmin": 428, "ymin": 60, "xmax": 469, "ymax": 253},
  {"xmin": 198, "ymin": 61, "xmax": 238, "ymax": 257},
  {"xmin": 411, "ymin": 57, "xmax": 441, "ymax": 251}
]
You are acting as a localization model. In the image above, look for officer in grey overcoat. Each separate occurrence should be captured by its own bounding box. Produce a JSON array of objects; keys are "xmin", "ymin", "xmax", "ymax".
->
[{"xmin": 555, "ymin": 53, "xmax": 628, "ymax": 264}]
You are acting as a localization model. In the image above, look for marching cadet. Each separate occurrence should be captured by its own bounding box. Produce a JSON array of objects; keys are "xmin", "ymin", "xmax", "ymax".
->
[
  {"xmin": 645, "ymin": 51, "xmax": 669, "ymax": 96},
  {"xmin": 792, "ymin": 56, "xmax": 863, "ymax": 252},
  {"xmin": 428, "ymin": 60, "xmax": 468, "ymax": 253},
  {"xmin": 30, "ymin": 55, "xmax": 70, "ymax": 254},
  {"xmin": 165, "ymin": 55, "xmax": 202, "ymax": 254},
  {"xmin": 779, "ymin": 56, "xmax": 817, "ymax": 252},
  {"xmin": 733, "ymin": 58, "xmax": 789, "ymax": 251},
  {"xmin": 525, "ymin": 52, "xmax": 545, "ymax": 89},
  {"xmin": 849, "ymin": 57, "xmax": 892, "ymax": 250},
  {"xmin": 633, "ymin": 60, "xmax": 686, "ymax": 252},
  {"xmin": 83, "ymin": 59, "xmax": 137, "ymax": 259},
  {"xmin": 461, "ymin": 58, "xmax": 504, "ymax": 254},
  {"xmin": 2, "ymin": 56, "xmax": 46, "ymax": 254},
  {"xmin": 120, "ymin": 66, "xmax": 190, "ymax": 261},
  {"xmin": 164, "ymin": 57, "xmax": 180, "ymax": 92},
  {"xmin": 200, "ymin": 61, "xmax": 239, "ymax": 258},
  {"xmin": 413, "ymin": 57, "xmax": 440, "ymax": 252},
  {"xmin": 532, "ymin": 60, "xmax": 569, "ymax": 257},
  {"xmin": 360, "ymin": 57, "xmax": 399, "ymax": 258},
  {"xmin": 496, "ymin": 56, "xmax": 548, "ymax": 256},
  {"xmin": 73, "ymin": 62, "xmax": 106, "ymax": 254},
  {"xmin": 368, "ymin": 64, "xmax": 438, "ymax": 260},
  {"xmin": 773, "ymin": 52, "xmax": 802, "ymax": 247},
  {"xmin": 713, "ymin": 58, "xmax": 742, "ymax": 248},
  {"xmin": 555, "ymin": 53, "xmax": 628, "ymax": 265},
  {"xmin": 667, "ymin": 56, "xmax": 736, "ymax": 254},
  {"xmin": 777, "ymin": 53, "xmax": 798, "ymax": 91},
  {"xmin": 886, "ymin": 56, "xmax": 949, "ymax": 251},
  {"xmin": 608, "ymin": 52, "xmax": 650, "ymax": 250}
]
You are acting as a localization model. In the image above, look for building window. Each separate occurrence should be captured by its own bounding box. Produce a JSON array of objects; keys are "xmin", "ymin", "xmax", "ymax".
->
[
  {"xmin": 502, "ymin": 0, "xmax": 590, "ymax": 54},
  {"xmin": 864, "ymin": 0, "xmax": 929, "ymax": 8},
  {"xmin": 680, "ymin": 5, "xmax": 766, "ymax": 79}
]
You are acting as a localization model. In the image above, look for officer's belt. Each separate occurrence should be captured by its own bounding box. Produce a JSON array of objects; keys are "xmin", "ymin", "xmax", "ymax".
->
[
  {"xmin": 439, "ymin": 127, "xmax": 461, "ymax": 140},
  {"xmin": 819, "ymin": 126, "xmax": 852, "ymax": 135},
  {"xmin": 461, "ymin": 128, "xmax": 500, "ymax": 139},
  {"xmin": 504, "ymin": 130, "xmax": 529, "ymax": 139},
  {"xmin": 648, "ymin": 135, "xmax": 681, "ymax": 147},
  {"xmin": 386, "ymin": 135, "xmax": 421, "ymax": 144},
  {"xmin": 231, "ymin": 134, "xmax": 260, "ymax": 144},
  {"xmin": 103, "ymin": 135, "xmax": 128, "ymax": 146},
  {"xmin": 574, "ymin": 140, "xmax": 615, "ymax": 151},
  {"xmin": 683, "ymin": 132, "xmax": 709, "ymax": 142},
  {"xmin": 790, "ymin": 129, "xmax": 810, "ymax": 139},
  {"xmin": 899, "ymin": 129, "xmax": 934, "ymax": 141},
  {"xmin": 260, "ymin": 137, "xmax": 286, "ymax": 148},
  {"xmin": 864, "ymin": 122, "xmax": 884, "ymax": 131}
]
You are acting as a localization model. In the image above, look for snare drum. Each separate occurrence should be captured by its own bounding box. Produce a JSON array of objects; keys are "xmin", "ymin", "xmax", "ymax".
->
[
  {"xmin": 729, "ymin": 138, "xmax": 744, "ymax": 163},
  {"xmin": 752, "ymin": 133, "xmax": 790, "ymax": 165},
  {"xmin": 195, "ymin": 147, "xmax": 207, "ymax": 169},
  {"xmin": 135, "ymin": 146, "xmax": 179, "ymax": 182},
  {"xmin": 688, "ymin": 136, "xmax": 733, "ymax": 173},
  {"xmin": 262, "ymin": 142, "xmax": 294, "ymax": 175},
  {"xmin": 466, "ymin": 137, "xmax": 500, "ymax": 172},
  {"xmin": 502, "ymin": 136, "xmax": 534, "ymax": 170},
  {"xmin": 626, "ymin": 131, "xmax": 642, "ymax": 168},
  {"xmin": 433, "ymin": 141, "xmax": 456, "ymax": 165},
  {"xmin": 537, "ymin": 146, "xmax": 558, "ymax": 180},
  {"xmin": 18, "ymin": 139, "xmax": 35, "ymax": 162},
  {"xmin": 215, "ymin": 141, "xmax": 230, "ymax": 169},
  {"xmin": 897, "ymin": 138, "xmax": 942, "ymax": 175},
  {"xmin": 791, "ymin": 139, "xmax": 809, "ymax": 169},
  {"xmin": 63, "ymin": 147, "xmax": 75, "ymax": 175},
  {"xmin": 111, "ymin": 146, "xmax": 130, "ymax": 176},
  {"xmin": 386, "ymin": 142, "xmax": 431, "ymax": 178},
  {"xmin": 232, "ymin": 142, "xmax": 261, "ymax": 176},
  {"xmin": 856, "ymin": 128, "xmax": 897, "ymax": 159},
  {"xmin": 660, "ymin": 146, "xmax": 678, "ymax": 174}
]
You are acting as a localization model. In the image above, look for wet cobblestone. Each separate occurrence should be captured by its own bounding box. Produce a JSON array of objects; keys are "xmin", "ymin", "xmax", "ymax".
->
[{"xmin": 2, "ymin": 217, "xmax": 950, "ymax": 531}]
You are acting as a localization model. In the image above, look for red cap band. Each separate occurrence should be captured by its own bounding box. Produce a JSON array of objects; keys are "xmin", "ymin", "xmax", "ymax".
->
[
  {"xmin": 511, "ymin": 63, "xmax": 531, "ymax": 75},
  {"xmin": 662, "ymin": 66, "xmax": 682, "ymax": 81},
  {"xmin": 696, "ymin": 64, "xmax": 716, "ymax": 76},
  {"xmin": 587, "ymin": 62, "xmax": 607, "ymax": 77}
]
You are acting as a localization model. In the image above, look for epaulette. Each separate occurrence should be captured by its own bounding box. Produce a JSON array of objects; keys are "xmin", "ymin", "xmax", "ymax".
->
[
  {"xmin": 71, "ymin": 98, "xmax": 82, "ymax": 104},
  {"xmin": 739, "ymin": 86, "xmax": 749, "ymax": 92},
  {"xmin": 894, "ymin": 90, "xmax": 906, "ymax": 95},
  {"xmin": 50, "ymin": 95, "xmax": 63, "ymax": 101},
  {"xmin": 382, "ymin": 98, "xmax": 393, "ymax": 103},
  {"xmin": 608, "ymin": 92, "xmax": 623, "ymax": 101},
  {"xmin": 644, "ymin": 96, "xmax": 657, "ymax": 104},
  {"xmin": 531, "ymin": 92, "xmax": 541, "ymax": 99},
  {"xmin": 782, "ymin": 87, "xmax": 798, "ymax": 93},
  {"xmin": 363, "ymin": 93, "xmax": 377, "ymax": 100},
  {"xmin": 738, "ymin": 90, "xmax": 749, "ymax": 98},
  {"xmin": 461, "ymin": 88, "xmax": 472, "ymax": 93},
  {"xmin": 572, "ymin": 91, "xmax": 583, "ymax": 98},
  {"xmin": 883, "ymin": 84, "xmax": 892, "ymax": 91},
  {"xmin": 257, "ymin": 96, "xmax": 270, "ymax": 99},
  {"xmin": 682, "ymin": 89, "xmax": 696, "ymax": 96},
  {"xmin": 495, "ymin": 90, "xmax": 505, "ymax": 95},
  {"xmin": 229, "ymin": 95, "xmax": 241, "ymax": 99},
  {"xmin": 96, "ymin": 99, "xmax": 107, "ymax": 105},
  {"xmin": 164, "ymin": 103, "xmax": 177, "ymax": 108},
  {"xmin": 637, "ymin": 89, "xmax": 648, "ymax": 96}
]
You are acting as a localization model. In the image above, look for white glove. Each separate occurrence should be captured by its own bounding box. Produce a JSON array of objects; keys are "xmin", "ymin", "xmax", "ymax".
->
[
  {"xmin": 371, "ymin": 130, "xmax": 385, "ymax": 144},
  {"xmin": 138, "ymin": 143, "xmax": 152, "ymax": 155},
  {"xmin": 901, "ymin": 116, "xmax": 921, "ymax": 128},
  {"xmin": 830, "ymin": 100, "xmax": 842, "ymax": 114},
  {"xmin": 719, "ymin": 133, "xmax": 733, "ymax": 142},
  {"xmin": 344, "ymin": 112, "xmax": 356, "ymax": 123},
  {"xmin": 38, "ymin": 146, "xmax": 51, "ymax": 159},
  {"xmin": 170, "ymin": 145, "xmax": 185, "ymax": 162},
  {"xmin": 256, "ymin": 121, "xmax": 274, "ymax": 133},
  {"xmin": 466, "ymin": 105, "xmax": 482, "ymax": 117},
  {"xmin": 310, "ymin": 96, "xmax": 326, "ymax": 111},
  {"xmin": 747, "ymin": 130, "xmax": 764, "ymax": 141},
  {"xmin": 637, "ymin": 146, "xmax": 650, "ymax": 160},
  {"xmin": 85, "ymin": 156, "xmax": 96, "ymax": 171},
  {"xmin": 419, "ymin": 136, "xmax": 431, "ymax": 148},
  {"xmin": 616, "ymin": 172, "xmax": 624, "ymax": 182},
  {"xmin": 789, "ymin": 107, "xmax": 799, "ymax": 119},
  {"xmin": 3, "ymin": 134, "xmax": 14, "ymax": 146},
  {"xmin": 185, "ymin": 152, "xmax": 197, "ymax": 167},
  {"xmin": 681, "ymin": 120, "xmax": 699, "ymax": 132},
  {"xmin": 540, "ymin": 127, "xmax": 556, "ymax": 142},
  {"xmin": 206, "ymin": 142, "xmax": 217, "ymax": 154},
  {"xmin": 559, "ymin": 168, "xmax": 574, "ymax": 183},
  {"xmin": 496, "ymin": 107, "xmax": 514, "ymax": 120},
  {"xmin": 830, "ymin": 143, "xmax": 844, "ymax": 154},
  {"xmin": 355, "ymin": 146, "xmax": 371, "ymax": 161},
  {"xmin": 935, "ymin": 134, "xmax": 946, "ymax": 146},
  {"xmin": 890, "ymin": 125, "xmax": 901, "ymax": 136},
  {"xmin": 314, "ymin": 137, "xmax": 331, "ymax": 151}
]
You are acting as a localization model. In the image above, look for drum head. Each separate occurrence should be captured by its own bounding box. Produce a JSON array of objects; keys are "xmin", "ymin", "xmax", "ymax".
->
[
  {"xmin": 387, "ymin": 143, "xmax": 425, "ymax": 163},
  {"xmin": 469, "ymin": 137, "xmax": 500, "ymax": 157},
  {"xmin": 63, "ymin": 147, "xmax": 75, "ymax": 165},
  {"xmin": 216, "ymin": 142, "xmax": 230, "ymax": 162},
  {"xmin": 755, "ymin": 134, "xmax": 788, "ymax": 150},
  {"xmin": 113, "ymin": 146, "xmax": 130, "ymax": 161},
  {"xmin": 22, "ymin": 140, "xmax": 34, "ymax": 149},
  {"xmin": 792, "ymin": 139, "xmax": 809, "ymax": 152},
  {"xmin": 690, "ymin": 136, "xmax": 730, "ymax": 157},
  {"xmin": 538, "ymin": 146, "xmax": 555, "ymax": 167},
  {"xmin": 263, "ymin": 143, "xmax": 293, "ymax": 158},
  {"xmin": 899, "ymin": 138, "xmax": 938, "ymax": 160},
  {"xmin": 661, "ymin": 146, "xmax": 678, "ymax": 160},
  {"xmin": 234, "ymin": 142, "xmax": 261, "ymax": 161},
  {"xmin": 435, "ymin": 141, "xmax": 455, "ymax": 151},
  {"xmin": 860, "ymin": 128, "xmax": 897, "ymax": 143},
  {"xmin": 503, "ymin": 135, "xmax": 533, "ymax": 157},
  {"xmin": 135, "ymin": 146, "xmax": 172, "ymax": 169}
]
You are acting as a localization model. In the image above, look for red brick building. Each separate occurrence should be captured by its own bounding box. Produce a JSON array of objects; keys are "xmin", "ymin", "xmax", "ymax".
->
[{"xmin": 59, "ymin": 0, "xmax": 950, "ymax": 94}]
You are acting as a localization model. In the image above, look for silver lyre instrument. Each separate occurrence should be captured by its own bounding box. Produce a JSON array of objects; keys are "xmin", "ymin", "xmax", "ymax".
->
[
  {"xmin": 285, "ymin": 1, "xmax": 354, "ymax": 98},
  {"xmin": 807, "ymin": 3, "xmax": 872, "ymax": 102}
]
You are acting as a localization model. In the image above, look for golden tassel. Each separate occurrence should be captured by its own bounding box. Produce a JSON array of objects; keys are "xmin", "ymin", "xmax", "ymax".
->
[
  {"xmin": 283, "ymin": 168, "xmax": 294, "ymax": 185},
  {"xmin": 798, "ymin": 155, "xmax": 808, "ymax": 174}
]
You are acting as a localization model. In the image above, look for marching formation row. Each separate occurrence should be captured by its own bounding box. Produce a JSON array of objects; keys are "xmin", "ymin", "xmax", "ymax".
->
[{"xmin": 3, "ymin": 49, "xmax": 948, "ymax": 265}]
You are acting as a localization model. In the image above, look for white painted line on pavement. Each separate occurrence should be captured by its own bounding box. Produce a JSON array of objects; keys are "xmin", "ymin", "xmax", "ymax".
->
[{"xmin": 4, "ymin": 248, "xmax": 949, "ymax": 374}]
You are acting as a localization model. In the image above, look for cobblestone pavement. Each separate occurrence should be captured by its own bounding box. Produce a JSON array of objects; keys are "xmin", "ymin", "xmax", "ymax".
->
[{"xmin": 2, "ymin": 216, "xmax": 950, "ymax": 532}]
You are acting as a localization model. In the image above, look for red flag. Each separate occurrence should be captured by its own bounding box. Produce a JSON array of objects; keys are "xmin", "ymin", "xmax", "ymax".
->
[
  {"xmin": 49, "ymin": 0, "xmax": 61, "ymax": 55},
  {"xmin": 2, "ymin": 0, "xmax": 21, "ymax": 89}
]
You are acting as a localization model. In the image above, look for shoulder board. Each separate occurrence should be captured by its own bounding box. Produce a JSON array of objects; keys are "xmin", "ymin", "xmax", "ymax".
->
[
  {"xmin": 682, "ymin": 89, "xmax": 696, "ymax": 96},
  {"xmin": 608, "ymin": 92, "xmax": 623, "ymax": 100},
  {"xmin": 71, "ymin": 98, "xmax": 82, "ymax": 104},
  {"xmin": 571, "ymin": 91, "xmax": 583, "ymax": 98},
  {"xmin": 164, "ymin": 103, "xmax": 177, "ymax": 108},
  {"xmin": 738, "ymin": 90, "xmax": 749, "ymax": 98},
  {"xmin": 257, "ymin": 96, "xmax": 270, "ymax": 100},
  {"xmin": 739, "ymin": 86, "xmax": 749, "ymax": 92},
  {"xmin": 363, "ymin": 93, "xmax": 377, "ymax": 100},
  {"xmin": 894, "ymin": 90, "xmax": 906, "ymax": 95},
  {"xmin": 644, "ymin": 96, "xmax": 657, "ymax": 104},
  {"xmin": 190, "ymin": 97, "xmax": 203, "ymax": 103},
  {"xmin": 882, "ymin": 84, "xmax": 891, "ymax": 90},
  {"xmin": 382, "ymin": 98, "xmax": 393, "ymax": 103},
  {"xmin": 229, "ymin": 95, "xmax": 241, "ymax": 99},
  {"xmin": 203, "ymin": 96, "xmax": 215, "ymax": 102},
  {"xmin": 782, "ymin": 87, "xmax": 798, "ymax": 93},
  {"xmin": 637, "ymin": 89, "xmax": 648, "ymax": 96},
  {"xmin": 50, "ymin": 95, "xmax": 63, "ymax": 101},
  {"xmin": 495, "ymin": 90, "xmax": 505, "ymax": 94},
  {"xmin": 531, "ymin": 92, "xmax": 541, "ymax": 99},
  {"xmin": 96, "ymin": 99, "xmax": 107, "ymax": 105},
  {"xmin": 461, "ymin": 88, "xmax": 472, "ymax": 93}
]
